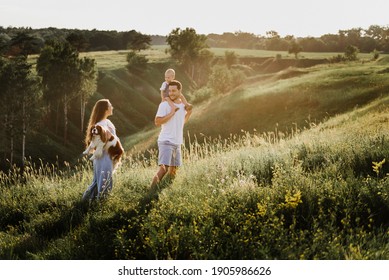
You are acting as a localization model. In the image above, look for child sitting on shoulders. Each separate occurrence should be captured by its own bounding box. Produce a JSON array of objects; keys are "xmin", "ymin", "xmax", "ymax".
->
[{"xmin": 160, "ymin": 68, "xmax": 192, "ymax": 111}]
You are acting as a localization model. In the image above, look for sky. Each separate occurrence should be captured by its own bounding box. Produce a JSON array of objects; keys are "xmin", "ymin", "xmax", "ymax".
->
[{"xmin": 1, "ymin": 0, "xmax": 388, "ymax": 37}]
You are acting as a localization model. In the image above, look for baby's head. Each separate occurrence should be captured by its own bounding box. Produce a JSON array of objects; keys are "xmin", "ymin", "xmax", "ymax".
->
[{"xmin": 165, "ymin": 68, "xmax": 175, "ymax": 83}]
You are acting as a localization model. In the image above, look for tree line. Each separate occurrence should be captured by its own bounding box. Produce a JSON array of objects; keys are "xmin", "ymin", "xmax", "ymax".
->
[
  {"xmin": 0, "ymin": 27, "xmax": 152, "ymax": 56},
  {"xmin": 207, "ymin": 25, "xmax": 389, "ymax": 53},
  {"xmin": 2, "ymin": 25, "xmax": 389, "ymax": 56}
]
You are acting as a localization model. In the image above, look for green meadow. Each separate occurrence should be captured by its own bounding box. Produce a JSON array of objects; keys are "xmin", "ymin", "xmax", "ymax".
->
[
  {"xmin": 151, "ymin": 45, "xmax": 384, "ymax": 60},
  {"xmin": 1, "ymin": 52, "xmax": 389, "ymax": 259}
]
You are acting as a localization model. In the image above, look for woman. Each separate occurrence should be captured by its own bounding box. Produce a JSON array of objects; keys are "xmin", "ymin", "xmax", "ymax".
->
[{"xmin": 82, "ymin": 99, "xmax": 117, "ymax": 201}]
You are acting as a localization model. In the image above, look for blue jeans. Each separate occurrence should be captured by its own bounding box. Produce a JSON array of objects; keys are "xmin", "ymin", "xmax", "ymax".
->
[{"xmin": 82, "ymin": 152, "xmax": 113, "ymax": 201}]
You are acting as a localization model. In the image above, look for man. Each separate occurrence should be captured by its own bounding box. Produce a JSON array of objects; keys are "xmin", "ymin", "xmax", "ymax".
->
[{"xmin": 150, "ymin": 80, "xmax": 192, "ymax": 192}]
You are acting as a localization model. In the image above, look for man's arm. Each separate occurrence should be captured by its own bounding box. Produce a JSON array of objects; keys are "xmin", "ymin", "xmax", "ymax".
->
[{"xmin": 155, "ymin": 107, "xmax": 178, "ymax": 126}]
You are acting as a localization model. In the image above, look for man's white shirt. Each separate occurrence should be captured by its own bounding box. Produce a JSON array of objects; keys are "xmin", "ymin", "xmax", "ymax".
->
[{"xmin": 156, "ymin": 101, "xmax": 186, "ymax": 145}]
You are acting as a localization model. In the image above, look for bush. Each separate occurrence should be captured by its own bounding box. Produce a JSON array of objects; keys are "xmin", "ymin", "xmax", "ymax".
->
[
  {"xmin": 344, "ymin": 45, "xmax": 359, "ymax": 61},
  {"xmin": 372, "ymin": 49, "xmax": 380, "ymax": 61},
  {"xmin": 126, "ymin": 51, "xmax": 148, "ymax": 74},
  {"xmin": 188, "ymin": 87, "xmax": 214, "ymax": 104},
  {"xmin": 208, "ymin": 65, "xmax": 231, "ymax": 94},
  {"xmin": 208, "ymin": 65, "xmax": 246, "ymax": 94},
  {"xmin": 329, "ymin": 54, "xmax": 347, "ymax": 63}
]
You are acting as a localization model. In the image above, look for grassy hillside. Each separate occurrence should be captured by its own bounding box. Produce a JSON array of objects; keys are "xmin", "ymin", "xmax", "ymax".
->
[
  {"xmin": 195, "ymin": 61, "xmax": 389, "ymax": 136},
  {"xmin": 22, "ymin": 48, "xmax": 387, "ymax": 165},
  {"xmin": 1, "ymin": 58, "xmax": 389, "ymax": 259},
  {"xmin": 126, "ymin": 59, "xmax": 389, "ymax": 153}
]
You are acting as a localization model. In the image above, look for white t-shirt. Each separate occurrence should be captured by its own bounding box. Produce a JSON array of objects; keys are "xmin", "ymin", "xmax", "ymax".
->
[
  {"xmin": 156, "ymin": 101, "xmax": 186, "ymax": 145},
  {"xmin": 96, "ymin": 119, "xmax": 116, "ymax": 136}
]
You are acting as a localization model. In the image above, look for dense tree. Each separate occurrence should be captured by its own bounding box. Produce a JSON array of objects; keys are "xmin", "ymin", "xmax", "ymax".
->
[
  {"xmin": 225, "ymin": 50, "xmax": 238, "ymax": 69},
  {"xmin": 4, "ymin": 32, "xmax": 43, "ymax": 56},
  {"xmin": 2, "ymin": 25, "xmax": 389, "ymax": 54},
  {"xmin": 299, "ymin": 37, "xmax": 327, "ymax": 52},
  {"xmin": 288, "ymin": 40, "xmax": 303, "ymax": 58},
  {"xmin": 0, "ymin": 56, "xmax": 41, "ymax": 168},
  {"xmin": 0, "ymin": 33, "xmax": 11, "ymax": 55},
  {"xmin": 320, "ymin": 33, "xmax": 341, "ymax": 52},
  {"xmin": 265, "ymin": 30, "xmax": 289, "ymax": 51},
  {"xmin": 66, "ymin": 31, "xmax": 90, "ymax": 52},
  {"xmin": 0, "ymin": 58, "xmax": 13, "ymax": 165},
  {"xmin": 78, "ymin": 57, "xmax": 97, "ymax": 132},
  {"xmin": 89, "ymin": 30, "xmax": 121, "ymax": 51},
  {"xmin": 0, "ymin": 27, "xmax": 156, "ymax": 53},
  {"xmin": 37, "ymin": 41, "xmax": 82, "ymax": 145},
  {"xmin": 364, "ymin": 26, "xmax": 389, "ymax": 51},
  {"xmin": 380, "ymin": 28, "xmax": 389, "ymax": 52},
  {"xmin": 365, "ymin": 25, "xmax": 384, "ymax": 40},
  {"xmin": 206, "ymin": 25, "xmax": 389, "ymax": 54},
  {"xmin": 124, "ymin": 31, "xmax": 151, "ymax": 51},
  {"xmin": 166, "ymin": 27, "xmax": 209, "ymax": 79},
  {"xmin": 344, "ymin": 45, "xmax": 359, "ymax": 61},
  {"xmin": 36, "ymin": 41, "xmax": 97, "ymax": 143}
]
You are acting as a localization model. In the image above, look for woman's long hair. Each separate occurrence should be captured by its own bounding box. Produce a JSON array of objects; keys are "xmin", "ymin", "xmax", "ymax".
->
[{"xmin": 84, "ymin": 99, "xmax": 110, "ymax": 147}]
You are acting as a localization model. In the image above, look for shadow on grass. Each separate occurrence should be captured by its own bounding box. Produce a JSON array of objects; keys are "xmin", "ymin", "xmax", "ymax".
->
[
  {"xmin": 1, "ymin": 199, "xmax": 90, "ymax": 259},
  {"xmin": 138, "ymin": 175, "xmax": 175, "ymax": 215},
  {"xmin": 3, "ymin": 177, "xmax": 176, "ymax": 259},
  {"xmin": 64, "ymin": 176, "xmax": 176, "ymax": 259}
]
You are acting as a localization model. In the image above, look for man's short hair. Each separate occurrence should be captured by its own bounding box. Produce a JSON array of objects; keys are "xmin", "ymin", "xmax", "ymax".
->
[{"xmin": 168, "ymin": 80, "xmax": 182, "ymax": 91}]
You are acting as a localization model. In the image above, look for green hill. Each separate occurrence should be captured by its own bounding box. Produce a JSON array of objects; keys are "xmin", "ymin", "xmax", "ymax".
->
[
  {"xmin": 21, "ymin": 49, "xmax": 389, "ymax": 165},
  {"xmin": 1, "ymin": 56, "xmax": 389, "ymax": 260},
  {"xmin": 186, "ymin": 62, "xmax": 389, "ymax": 138},
  {"xmin": 124, "ymin": 58, "xmax": 389, "ymax": 154}
]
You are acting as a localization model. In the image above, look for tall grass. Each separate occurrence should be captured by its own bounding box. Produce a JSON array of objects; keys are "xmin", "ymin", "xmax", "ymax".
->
[
  {"xmin": 133, "ymin": 103, "xmax": 389, "ymax": 260},
  {"xmin": 2, "ymin": 59, "xmax": 389, "ymax": 259},
  {"xmin": 1, "ymin": 97, "xmax": 389, "ymax": 259}
]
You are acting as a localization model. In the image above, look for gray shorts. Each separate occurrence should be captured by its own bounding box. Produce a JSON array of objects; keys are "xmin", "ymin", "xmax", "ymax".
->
[{"xmin": 158, "ymin": 141, "xmax": 182, "ymax": 166}]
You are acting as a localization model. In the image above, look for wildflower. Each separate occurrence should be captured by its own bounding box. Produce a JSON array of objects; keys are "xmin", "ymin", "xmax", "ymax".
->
[
  {"xmin": 283, "ymin": 190, "xmax": 302, "ymax": 209},
  {"xmin": 372, "ymin": 158, "xmax": 385, "ymax": 176},
  {"xmin": 256, "ymin": 203, "xmax": 266, "ymax": 216}
]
